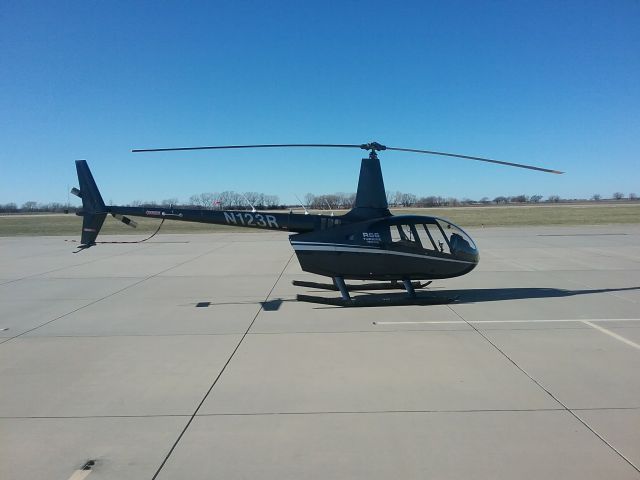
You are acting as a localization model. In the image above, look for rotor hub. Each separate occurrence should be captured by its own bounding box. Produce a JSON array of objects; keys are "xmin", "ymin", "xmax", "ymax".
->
[
  {"xmin": 360, "ymin": 142, "xmax": 387, "ymax": 159},
  {"xmin": 360, "ymin": 142, "xmax": 387, "ymax": 152}
]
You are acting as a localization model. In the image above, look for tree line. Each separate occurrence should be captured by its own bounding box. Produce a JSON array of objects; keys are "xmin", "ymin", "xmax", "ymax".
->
[
  {"xmin": 304, "ymin": 191, "xmax": 639, "ymax": 209},
  {"xmin": 1, "ymin": 190, "xmax": 637, "ymax": 213},
  {"xmin": 186, "ymin": 191, "xmax": 280, "ymax": 210},
  {"xmin": 126, "ymin": 191, "xmax": 282, "ymax": 210},
  {"xmin": 0, "ymin": 201, "xmax": 71, "ymax": 213}
]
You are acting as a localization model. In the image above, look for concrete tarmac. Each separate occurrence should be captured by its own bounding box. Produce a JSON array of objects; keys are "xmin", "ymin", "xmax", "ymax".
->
[{"xmin": 1, "ymin": 225, "xmax": 639, "ymax": 479}]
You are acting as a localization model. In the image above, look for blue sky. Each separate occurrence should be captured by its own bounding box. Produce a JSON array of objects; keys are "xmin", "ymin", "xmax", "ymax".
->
[{"xmin": 1, "ymin": 0, "xmax": 638, "ymax": 206}]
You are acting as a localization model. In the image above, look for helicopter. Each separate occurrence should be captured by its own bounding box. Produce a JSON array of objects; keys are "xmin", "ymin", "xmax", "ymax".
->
[{"xmin": 72, "ymin": 142, "xmax": 562, "ymax": 306}]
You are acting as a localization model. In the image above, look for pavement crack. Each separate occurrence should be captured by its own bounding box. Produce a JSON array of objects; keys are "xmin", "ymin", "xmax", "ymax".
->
[
  {"xmin": 0, "ymin": 242, "xmax": 150, "ymax": 286},
  {"xmin": 445, "ymin": 305, "xmax": 640, "ymax": 474},
  {"xmin": 0, "ymin": 240, "xmax": 233, "ymax": 345},
  {"xmin": 150, "ymin": 253, "xmax": 295, "ymax": 480}
]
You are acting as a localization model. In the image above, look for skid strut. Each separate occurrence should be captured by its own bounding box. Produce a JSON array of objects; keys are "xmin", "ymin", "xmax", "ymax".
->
[
  {"xmin": 333, "ymin": 277, "xmax": 351, "ymax": 301},
  {"xmin": 403, "ymin": 279, "xmax": 416, "ymax": 297}
]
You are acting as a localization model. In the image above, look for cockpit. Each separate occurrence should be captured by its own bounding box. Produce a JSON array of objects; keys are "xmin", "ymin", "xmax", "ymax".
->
[{"xmin": 379, "ymin": 216, "xmax": 479, "ymax": 262}]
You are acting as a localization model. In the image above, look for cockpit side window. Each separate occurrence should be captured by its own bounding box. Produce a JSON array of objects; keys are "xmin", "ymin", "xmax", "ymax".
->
[
  {"xmin": 415, "ymin": 224, "xmax": 437, "ymax": 251},
  {"xmin": 390, "ymin": 224, "xmax": 420, "ymax": 247},
  {"xmin": 425, "ymin": 222, "xmax": 451, "ymax": 254},
  {"xmin": 390, "ymin": 225, "xmax": 402, "ymax": 242},
  {"xmin": 399, "ymin": 224, "xmax": 414, "ymax": 241}
]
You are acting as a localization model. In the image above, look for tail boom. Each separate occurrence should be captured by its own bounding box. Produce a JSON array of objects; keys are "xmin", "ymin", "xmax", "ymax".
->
[
  {"xmin": 107, "ymin": 206, "xmax": 326, "ymax": 233},
  {"xmin": 73, "ymin": 160, "xmax": 340, "ymax": 248}
]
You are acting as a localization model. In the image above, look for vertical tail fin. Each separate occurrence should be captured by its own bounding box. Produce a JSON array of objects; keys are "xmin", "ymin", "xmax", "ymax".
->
[
  {"xmin": 74, "ymin": 160, "xmax": 107, "ymax": 246},
  {"xmin": 343, "ymin": 155, "xmax": 391, "ymax": 220}
]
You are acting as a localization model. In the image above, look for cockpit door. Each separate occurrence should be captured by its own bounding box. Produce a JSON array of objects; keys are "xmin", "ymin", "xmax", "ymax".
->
[
  {"xmin": 415, "ymin": 224, "xmax": 437, "ymax": 251},
  {"xmin": 389, "ymin": 223, "xmax": 422, "ymax": 250},
  {"xmin": 423, "ymin": 223, "xmax": 450, "ymax": 254}
]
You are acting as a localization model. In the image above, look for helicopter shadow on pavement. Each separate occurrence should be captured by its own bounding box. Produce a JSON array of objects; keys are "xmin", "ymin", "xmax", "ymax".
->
[
  {"xmin": 305, "ymin": 285, "xmax": 640, "ymax": 308},
  {"xmin": 425, "ymin": 286, "xmax": 640, "ymax": 304},
  {"xmin": 191, "ymin": 286, "xmax": 639, "ymax": 310},
  {"xmin": 193, "ymin": 299, "xmax": 288, "ymax": 311}
]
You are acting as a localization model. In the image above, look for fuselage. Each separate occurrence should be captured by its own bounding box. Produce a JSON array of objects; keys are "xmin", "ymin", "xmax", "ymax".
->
[{"xmin": 290, "ymin": 214, "xmax": 479, "ymax": 281}]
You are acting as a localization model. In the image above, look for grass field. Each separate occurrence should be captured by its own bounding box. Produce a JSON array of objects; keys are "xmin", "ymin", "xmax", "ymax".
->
[
  {"xmin": 394, "ymin": 204, "xmax": 640, "ymax": 227},
  {"xmin": 0, "ymin": 214, "xmax": 251, "ymax": 237},
  {"xmin": 1, "ymin": 204, "xmax": 639, "ymax": 237}
]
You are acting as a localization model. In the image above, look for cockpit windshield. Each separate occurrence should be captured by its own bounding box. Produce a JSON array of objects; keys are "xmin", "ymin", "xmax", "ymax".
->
[{"xmin": 432, "ymin": 218, "xmax": 477, "ymax": 257}]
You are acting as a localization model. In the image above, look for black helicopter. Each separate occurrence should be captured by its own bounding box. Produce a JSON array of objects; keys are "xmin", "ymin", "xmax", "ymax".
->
[{"xmin": 73, "ymin": 142, "xmax": 562, "ymax": 306}]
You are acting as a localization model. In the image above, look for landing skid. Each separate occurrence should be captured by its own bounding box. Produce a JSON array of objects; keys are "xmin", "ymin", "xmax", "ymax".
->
[
  {"xmin": 296, "ymin": 293, "xmax": 456, "ymax": 307},
  {"xmin": 294, "ymin": 277, "xmax": 453, "ymax": 307},
  {"xmin": 292, "ymin": 280, "xmax": 432, "ymax": 291}
]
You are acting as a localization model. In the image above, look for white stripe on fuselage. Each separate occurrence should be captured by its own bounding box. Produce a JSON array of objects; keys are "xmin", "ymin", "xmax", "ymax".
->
[
  {"xmin": 289, "ymin": 242, "xmax": 476, "ymax": 264},
  {"xmin": 291, "ymin": 241, "xmax": 378, "ymax": 249}
]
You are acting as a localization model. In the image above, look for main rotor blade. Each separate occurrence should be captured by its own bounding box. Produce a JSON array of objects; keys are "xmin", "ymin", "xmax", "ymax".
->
[
  {"xmin": 132, "ymin": 143, "xmax": 363, "ymax": 153},
  {"xmin": 132, "ymin": 142, "xmax": 563, "ymax": 174},
  {"xmin": 385, "ymin": 146, "xmax": 563, "ymax": 174}
]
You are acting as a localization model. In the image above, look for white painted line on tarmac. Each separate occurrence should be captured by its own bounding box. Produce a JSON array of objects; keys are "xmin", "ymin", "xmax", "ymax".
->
[
  {"xmin": 373, "ymin": 318, "xmax": 640, "ymax": 325},
  {"xmin": 582, "ymin": 321, "xmax": 640, "ymax": 350},
  {"xmin": 67, "ymin": 469, "xmax": 91, "ymax": 480}
]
